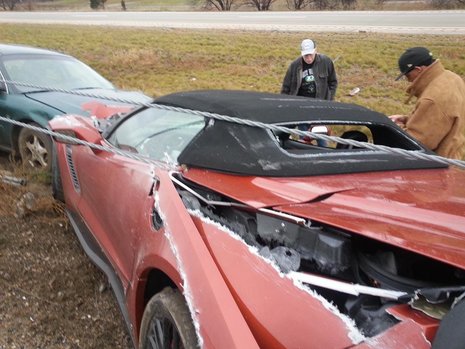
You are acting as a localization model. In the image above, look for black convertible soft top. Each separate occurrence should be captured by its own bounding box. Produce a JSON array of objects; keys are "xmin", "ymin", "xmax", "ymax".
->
[
  {"xmin": 155, "ymin": 90, "xmax": 446, "ymax": 177},
  {"xmin": 156, "ymin": 89, "xmax": 387, "ymax": 124}
]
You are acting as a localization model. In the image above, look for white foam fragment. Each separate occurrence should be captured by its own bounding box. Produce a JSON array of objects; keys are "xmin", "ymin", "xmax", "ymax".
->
[{"xmin": 155, "ymin": 195, "xmax": 204, "ymax": 348}]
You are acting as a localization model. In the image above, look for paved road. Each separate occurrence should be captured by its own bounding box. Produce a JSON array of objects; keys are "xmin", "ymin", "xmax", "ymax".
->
[{"xmin": 1, "ymin": 11, "xmax": 465, "ymax": 34}]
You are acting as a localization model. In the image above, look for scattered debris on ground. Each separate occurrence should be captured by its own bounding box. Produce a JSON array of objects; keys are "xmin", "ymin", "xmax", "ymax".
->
[{"xmin": 0, "ymin": 157, "xmax": 132, "ymax": 349}]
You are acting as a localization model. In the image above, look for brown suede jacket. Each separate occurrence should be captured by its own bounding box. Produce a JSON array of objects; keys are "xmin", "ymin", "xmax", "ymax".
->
[{"xmin": 404, "ymin": 60, "xmax": 465, "ymax": 159}]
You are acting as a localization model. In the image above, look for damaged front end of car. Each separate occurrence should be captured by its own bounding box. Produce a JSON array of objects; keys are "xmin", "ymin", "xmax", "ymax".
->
[{"xmin": 171, "ymin": 171, "xmax": 465, "ymax": 348}]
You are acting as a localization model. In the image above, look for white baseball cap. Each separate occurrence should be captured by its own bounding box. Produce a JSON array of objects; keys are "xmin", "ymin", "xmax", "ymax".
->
[{"xmin": 301, "ymin": 39, "xmax": 316, "ymax": 56}]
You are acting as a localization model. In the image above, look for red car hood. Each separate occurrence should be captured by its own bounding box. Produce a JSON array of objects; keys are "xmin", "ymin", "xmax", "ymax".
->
[{"xmin": 183, "ymin": 167, "xmax": 465, "ymax": 269}]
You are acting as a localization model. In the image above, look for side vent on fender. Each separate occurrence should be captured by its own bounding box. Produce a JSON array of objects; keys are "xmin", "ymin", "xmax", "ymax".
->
[{"xmin": 65, "ymin": 145, "xmax": 80, "ymax": 193}]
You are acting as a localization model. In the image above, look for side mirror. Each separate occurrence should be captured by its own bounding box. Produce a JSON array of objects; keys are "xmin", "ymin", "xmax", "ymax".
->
[{"xmin": 49, "ymin": 115, "xmax": 104, "ymax": 152}]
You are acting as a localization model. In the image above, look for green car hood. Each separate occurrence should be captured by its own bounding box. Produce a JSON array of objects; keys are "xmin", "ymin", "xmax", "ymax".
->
[{"xmin": 25, "ymin": 89, "xmax": 152, "ymax": 116}]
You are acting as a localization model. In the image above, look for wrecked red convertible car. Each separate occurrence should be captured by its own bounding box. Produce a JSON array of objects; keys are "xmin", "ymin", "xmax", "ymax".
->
[{"xmin": 49, "ymin": 90, "xmax": 465, "ymax": 349}]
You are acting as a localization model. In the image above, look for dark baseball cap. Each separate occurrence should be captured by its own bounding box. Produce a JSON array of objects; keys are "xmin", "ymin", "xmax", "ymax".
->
[{"xmin": 395, "ymin": 47, "xmax": 435, "ymax": 81}]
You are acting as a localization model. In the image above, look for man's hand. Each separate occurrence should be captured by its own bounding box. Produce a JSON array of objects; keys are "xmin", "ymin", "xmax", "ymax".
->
[{"xmin": 389, "ymin": 115, "xmax": 407, "ymax": 128}]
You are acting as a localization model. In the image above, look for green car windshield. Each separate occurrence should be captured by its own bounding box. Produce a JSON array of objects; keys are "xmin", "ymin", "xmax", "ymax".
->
[{"xmin": 3, "ymin": 54, "xmax": 114, "ymax": 93}]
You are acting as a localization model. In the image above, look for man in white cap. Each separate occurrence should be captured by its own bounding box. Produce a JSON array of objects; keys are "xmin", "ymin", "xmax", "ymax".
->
[{"xmin": 281, "ymin": 39, "xmax": 338, "ymax": 100}]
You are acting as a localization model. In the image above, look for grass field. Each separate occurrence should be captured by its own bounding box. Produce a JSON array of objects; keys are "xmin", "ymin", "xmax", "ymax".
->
[{"xmin": 1, "ymin": 23, "xmax": 465, "ymax": 117}]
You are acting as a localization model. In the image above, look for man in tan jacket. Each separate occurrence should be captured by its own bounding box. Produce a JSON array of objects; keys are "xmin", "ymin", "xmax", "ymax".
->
[{"xmin": 390, "ymin": 47, "xmax": 465, "ymax": 160}]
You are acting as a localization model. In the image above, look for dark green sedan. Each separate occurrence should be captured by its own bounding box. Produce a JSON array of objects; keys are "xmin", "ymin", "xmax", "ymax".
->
[{"xmin": 0, "ymin": 43, "xmax": 151, "ymax": 170}]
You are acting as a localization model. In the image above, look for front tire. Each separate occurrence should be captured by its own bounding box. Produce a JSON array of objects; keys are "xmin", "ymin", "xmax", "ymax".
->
[
  {"xmin": 432, "ymin": 299, "xmax": 465, "ymax": 349},
  {"xmin": 139, "ymin": 287, "xmax": 198, "ymax": 349},
  {"xmin": 18, "ymin": 123, "xmax": 53, "ymax": 171}
]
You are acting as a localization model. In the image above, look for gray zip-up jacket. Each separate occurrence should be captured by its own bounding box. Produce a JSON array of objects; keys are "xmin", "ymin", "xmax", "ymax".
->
[{"xmin": 281, "ymin": 54, "xmax": 338, "ymax": 100}]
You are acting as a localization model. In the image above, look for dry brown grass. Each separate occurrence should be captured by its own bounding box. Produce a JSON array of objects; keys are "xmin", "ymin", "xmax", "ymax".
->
[
  {"xmin": 0, "ymin": 160, "xmax": 64, "ymax": 223},
  {"xmin": 1, "ymin": 24, "xmax": 464, "ymax": 116}
]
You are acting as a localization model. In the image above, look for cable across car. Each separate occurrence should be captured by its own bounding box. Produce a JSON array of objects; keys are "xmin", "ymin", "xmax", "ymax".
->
[{"xmin": 49, "ymin": 89, "xmax": 465, "ymax": 349}]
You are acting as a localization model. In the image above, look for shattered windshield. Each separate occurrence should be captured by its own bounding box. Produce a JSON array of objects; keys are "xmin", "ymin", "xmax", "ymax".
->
[{"xmin": 107, "ymin": 107, "xmax": 205, "ymax": 163}]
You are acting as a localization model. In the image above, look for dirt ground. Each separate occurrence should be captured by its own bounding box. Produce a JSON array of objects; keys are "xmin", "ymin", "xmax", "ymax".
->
[{"xmin": 0, "ymin": 154, "xmax": 133, "ymax": 349}]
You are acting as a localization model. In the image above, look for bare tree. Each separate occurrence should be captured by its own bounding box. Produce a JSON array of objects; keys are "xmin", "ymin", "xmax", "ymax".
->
[
  {"xmin": 431, "ymin": 0, "xmax": 464, "ymax": 7},
  {"xmin": 309, "ymin": 0, "xmax": 340, "ymax": 10},
  {"xmin": 244, "ymin": 0, "xmax": 277, "ymax": 10},
  {"xmin": 0, "ymin": 0, "xmax": 20, "ymax": 10},
  {"xmin": 286, "ymin": 0, "xmax": 310, "ymax": 9},
  {"xmin": 310, "ymin": 0, "xmax": 329, "ymax": 9},
  {"xmin": 206, "ymin": 0, "xmax": 238, "ymax": 10},
  {"xmin": 341, "ymin": 0, "xmax": 356, "ymax": 9}
]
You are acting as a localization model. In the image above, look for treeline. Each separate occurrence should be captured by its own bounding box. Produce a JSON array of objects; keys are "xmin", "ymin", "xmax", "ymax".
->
[
  {"xmin": 1, "ymin": 0, "xmax": 464, "ymax": 11},
  {"xmin": 198, "ymin": 0, "xmax": 464, "ymax": 10}
]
